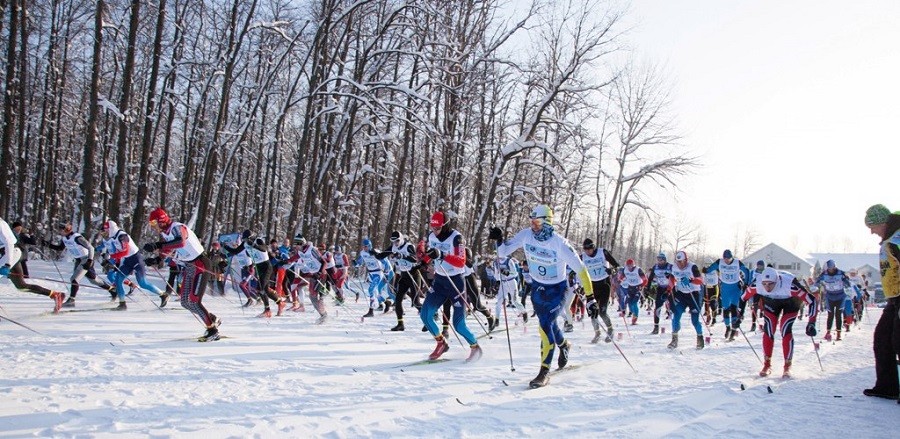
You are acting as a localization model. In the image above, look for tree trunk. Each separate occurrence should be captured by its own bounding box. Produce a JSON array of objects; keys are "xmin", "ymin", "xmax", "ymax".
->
[
  {"xmin": 0, "ymin": 0, "xmax": 20, "ymax": 216},
  {"xmin": 80, "ymin": 0, "xmax": 104, "ymax": 233},
  {"xmin": 109, "ymin": 0, "xmax": 141, "ymax": 224}
]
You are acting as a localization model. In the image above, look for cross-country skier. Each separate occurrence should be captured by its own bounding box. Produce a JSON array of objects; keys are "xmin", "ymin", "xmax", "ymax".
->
[
  {"xmin": 330, "ymin": 245, "xmax": 351, "ymax": 303},
  {"xmin": 357, "ymin": 237, "xmax": 387, "ymax": 318},
  {"xmin": 618, "ymin": 259, "xmax": 647, "ymax": 326},
  {"xmin": 463, "ymin": 247, "xmax": 496, "ymax": 329},
  {"xmin": 814, "ymin": 260, "xmax": 852, "ymax": 341},
  {"xmin": 99, "ymin": 220, "xmax": 169, "ymax": 310},
  {"xmin": 745, "ymin": 260, "xmax": 766, "ymax": 331},
  {"xmin": 10, "ymin": 221, "xmax": 36, "ymax": 278},
  {"xmin": 667, "ymin": 251, "xmax": 705, "ymax": 350},
  {"xmin": 143, "ymin": 207, "xmax": 221, "ymax": 341},
  {"xmin": 704, "ymin": 250, "xmax": 751, "ymax": 342},
  {"xmin": 375, "ymin": 231, "xmax": 422, "ymax": 331},
  {"xmin": 580, "ymin": 238, "xmax": 619, "ymax": 343},
  {"xmin": 701, "ymin": 266, "xmax": 719, "ymax": 326},
  {"xmin": 646, "ymin": 252, "xmax": 674, "ymax": 334},
  {"xmin": 0, "ymin": 218, "xmax": 64, "ymax": 312},
  {"xmin": 493, "ymin": 254, "xmax": 526, "ymax": 329},
  {"xmin": 44, "ymin": 223, "xmax": 118, "ymax": 308},
  {"xmin": 490, "ymin": 205, "xmax": 594, "ymax": 388},
  {"xmin": 741, "ymin": 267, "xmax": 817, "ymax": 378},
  {"xmin": 289, "ymin": 233, "xmax": 329, "ymax": 324},
  {"xmin": 422, "ymin": 210, "xmax": 482, "ymax": 363},
  {"xmin": 222, "ymin": 230, "xmax": 285, "ymax": 318}
]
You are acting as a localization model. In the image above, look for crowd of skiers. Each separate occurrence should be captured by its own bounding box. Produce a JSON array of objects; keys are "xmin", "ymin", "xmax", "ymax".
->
[{"xmin": 1, "ymin": 203, "xmax": 898, "ymax": 394}]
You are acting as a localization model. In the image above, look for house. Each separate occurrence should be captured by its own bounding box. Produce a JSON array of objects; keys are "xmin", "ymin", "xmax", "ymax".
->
[
  {"xmin": 806, "ymin": 253, "xmax": 881, "ymax": 284},
  {"xmin": 743, "ymin": 243, "xmax": 814, "ymax": 279}
]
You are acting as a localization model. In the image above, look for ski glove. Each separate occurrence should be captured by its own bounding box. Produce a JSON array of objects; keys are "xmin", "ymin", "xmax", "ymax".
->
[
  {"xmin": 586, "ymin": 297, "xmax": 599, "ymax": 318},
  {"xmin": 426, "ymin": 248, "xmax": 442, "ymax": 260},
  {"xmin": 0, "ymin": 265, "xmax": 9, "ymax": 277},
  {"xmin": 487, "ymin": 227, "xmax": 504, "ymax": 244},
  {"xmin": 805, "ymin": 322, "xmax": 817, "ymax": 337},
  {"xmin": 241, "ymin": 229, "xmax": 252, "ymax": 240},
  {"xmin": 143, "ymin": 242, "xmax": 162, "ymax": 252},
  {"xmin": 82, "ymin": 259, "xmax": 93, "ymax": 270}
]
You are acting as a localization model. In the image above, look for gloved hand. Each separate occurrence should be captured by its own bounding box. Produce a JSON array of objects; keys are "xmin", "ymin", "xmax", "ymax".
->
[
  {"xmin": 618, "ymin": 310, "xmax": 625, "ymax": 318},
  {"xmin": 426, "ymin": 248, "xmax": 442, "ymax": 260},
  {"xmin": 101, "ymin": 259, "xmax": 111, "ymax": 269},
  {"xmin": 241, "ymin": 229, "xmax": 252, "ymax": 240},
  {"xmin": 587, "ymin": 297, "xmax": 599, "ymax": 318},
  {"xmin": 0, "ymin": 264, "xmax": 10, "ymax": 277},
  {"xmin": 487, "ymin": 227, "xmax": 504, "ymax": 244},
  {"xmin": 805, "ymin": 322, "xmax": 817, "ymax": 337},
  {"xmin": 143, "ymin": 242, "xmax": 162, "ymax": 252},
  {"xmin": 82, "ymin": 259, "xmax": 93, "ymax": 270}
]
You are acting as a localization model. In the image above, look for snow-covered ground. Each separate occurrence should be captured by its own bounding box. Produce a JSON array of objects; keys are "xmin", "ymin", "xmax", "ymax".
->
[{"xmin": 1, "ymin": 261, "xmax": 898, "ymax": 438}]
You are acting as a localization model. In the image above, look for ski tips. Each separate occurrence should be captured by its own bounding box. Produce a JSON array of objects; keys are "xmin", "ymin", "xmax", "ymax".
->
[
  {"xmin": 740, "ymin": 383, "xmax": 745, "ymax": 391},
  {"xmin": 766, "ymin": 386, "xmax": 773, "ymax": 394}
]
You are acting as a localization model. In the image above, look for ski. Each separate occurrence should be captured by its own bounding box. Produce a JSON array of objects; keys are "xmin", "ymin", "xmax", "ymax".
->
[
  {"xmin": 392, "ymin": 358, "xmax": 453, "ymax": 369},
  {"xmin": 477, "ymin": 327, "xmax": 508, "ymax": 339},
  {"xmin": 197, "ymin": 335, "xmax": 230, "ymax": 342}
]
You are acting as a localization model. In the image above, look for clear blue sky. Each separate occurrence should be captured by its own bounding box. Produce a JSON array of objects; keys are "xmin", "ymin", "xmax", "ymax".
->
[{"xmin": 624, "ymin": 0, "xmax": 899, "ymax": 255}]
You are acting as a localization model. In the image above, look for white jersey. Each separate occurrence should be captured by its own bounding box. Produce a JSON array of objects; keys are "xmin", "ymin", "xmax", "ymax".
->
[
  {"xmin": 718, "ymin": 258, "xmax": 743, "ymax": 284},
  {"xmin": 233, "ymin": 249, "xmax": 253, "ymax": 268},
  {"xmin": 62, "ymin": 232, "xmax": 91, "ymax": 259},
  {"xmin": 428, "ymin": 230, "xmax": 465, "ymax": 277},
  {"xmin": 321, "ymin": 251, "xmax": 336, "ymax": 270},
  {"xmin": 498, "ymin": 228, "xmax": 585, "ymax": 285},
  {"xmin": 333, "ymin": 252, "xmax": 348, "ymax": 268},
  {"xmin": 703, "ymin": 271, "xmax": 719, "ymax": 287},
  {"xmin": 297, "ymin": 246, "xmax": 323, "ymax": 274},
  {"xmin": 672, "ymin": 263, "xmax": 701, "ymax": 293},
  {"xmin": 581, "ymin": 249, "xmax": 609, "ymax": 281},
  {"xmin": 496, "ymin": 257, "xmax": 520, "ymax": 282},
  {"xmin": 0, "ymin": 218, "xmax": 22, "ymax": 267},
  {"xmin": 621, "ymin": 266, "xmax": 644, "ymax": 287},
  {"xmin": 754, "ymin": 271, "xmax": 796, "ymax": 299},
  {"xmin": 159, "ymin": 222, "xmax": 204, "ymax": 263},
  {"xmin": 246, "ymin": 245, "xmax": 269, "ymax": 265},
  {"xmin": 106, "ymin": 230, "xmax": 139, "ymax": 262},
  {"xmin": 391, "ymin": 242, "xmax": 417, "ymax": 272},
  {"xmin": 359, "ymin": 250, "xmax": 382, "ymax": 273}
]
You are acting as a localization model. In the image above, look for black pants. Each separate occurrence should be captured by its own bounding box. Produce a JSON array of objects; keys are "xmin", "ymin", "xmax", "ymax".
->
[
  {"xmin": 8, "ymin": 261, "xmax": 52, "ymax": 296},
  {"xmin": 872, "ymin": 297, "xmax": 900, "ymax": 396},
  {"xmin": 393, "ymin": 272, "xmax": 421, "ymax": 320},
  {"xmin": 826, "ymin": 298, "xmax": 844, "ymax": 330},
  {"xmin": 465, "ymin": 274, "xmax": 491, "ymax": 319},
  {"xmin": 590, "ymin": 278, "xmax": 613, "ymax": 330}
]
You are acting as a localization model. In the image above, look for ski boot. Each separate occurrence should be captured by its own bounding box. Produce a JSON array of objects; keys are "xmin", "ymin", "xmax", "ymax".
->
[
  {"xmin": 258, "ymin": 309, "xmax": 272, "ymax": 318},
  {"xmin": 199, "ymin": 327, "xmax": 220, "ymax": 342},
  {"xmin": 521, "ymin": 312, "xmax": 529, "ymax": 323},
  {"xmin": 391, "ymin": 321, "xmax": 405, "ymax": 331},
  {"xmin": 759, "ymin": 357, "xmax": 772, "ymax": 377},
  {"xmin": 650, "ymin": 325, "xmax": 659, "ymax": 335},
  {"xmin": 529, "ymin": 367, "xmax": 551, "ymax": 388},
  {"xmin": 487, "ymin": 315, "xmax": 498, "ymax": 332},
  {"xmin": 465, "ymin": 344, "xmax": 483, "ymax": 363},
  {"xmin": 696, "ymin": 335, "xmax": 705, "ymax": 350},
  {"xmin": 112, "ymin": 301, "xmax": 127, "ymax": 311},
  {"xmin": 421, "ymin": 325, "xmax": 428, "ymax": 332},
  {"xmin": 591, "ymin": 330, "xmax": 602, "ymax": 344},
  {"xmin": 824, "ymin": 331, "xmax": 832, "ymax": 341},
  {"xmin": 605, "ymin": 327, "xmax": 614, "ymax": 343},
  {"xmin": 631, "ymin": 316, "xmax": 638, "ymax": 325},
  {"xmin": 376, "ymin": 303, "xmax": 384, "ymax": 311},
  {"xmin": 159, "ymin": 293, "xmax": 169, "ymax": 308},
  {"xmin": 109, "ymin": 291, "xmax": 118, "ymax": 302},
  {"xmin": 50, "ymin": 291, "xmax": 65, "ymax": 313},
  {"xmin": 428, "ymin": 337, "xmax": 450, "ymax": 360},
  {"xmin": 750, "ymin": 322, "xmax": 757, "ymax": 332},
  {"xmin": 728, "ymin": 329, "xmax": 737, "ymax": 342},
  {"xmin": 242, "ymin": 298, "xmax": 254, "ymax": 308},
  {"xmin": 276, "ymin": 300, "xmax": 286, "ymax": 316},
  {"xmin": 724, "ymin": 327, "xmax": 732, "ymax": 341},
  {"xmin": 782, "ymin": 361, "xmax": 792, "ymax": 379},
  {"xmin": 383, "ymin": 300, "xmax": 393, "ymax": 314},
  {"xmin": 667, "ymin": 333, "xmax": 679, "ymax": 350},
  {"xmin": 835, "ymin": 331, "xmax": 842, "ymax": 341},
  {"xmin": 557, "ymin": 340, "xmax": 571, "ymax": 369},
  {"xmin": 62, "ymin": 297, "xmax": 76, "ymax": 308},
  {"xmin": 563, "ymin": 321, "xmax": 574, "ymax": 333},
  {"xmin": 316, "ymin": 313, "xmax": 328, "ymax": 325}
]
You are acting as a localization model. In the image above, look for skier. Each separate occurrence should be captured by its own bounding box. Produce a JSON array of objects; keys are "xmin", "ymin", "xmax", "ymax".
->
[
  {"xmin": 745, "ymin": 260, "xmax": 767, "ymax": 331},
  {"xmin": 375, "ymin": 231, "xmax": 422, "ymax": 331},
  {"xmin": 222, "ymin": 230, "xmax": 285, "ymax": 318},
  {"xmin": 493, "ymin": 254, "xmax": 526, "ymax": 329},
  {"xmin": 421, "ymin": 210, "xmax": 482, "ymax": 363},
  {"xmin": 646, "ymin": 252, "xmax": 674, "ymax": 334},
  {"xmin": 704, "ymin": 250, "xmax": 751, "ymax": 342},
  {"xmin": 0, "ymin": 218, "xmax": 64, "ymax": 312},
  {"xmin": 741, "ymin": 267, "xmax": 817, "ymax": 378},
  {"xmin": 357, "ymin": 238, "xmax": 387, "ymax": 318},
  {"xmin": 701, "ymin": 266, "xmax": 719, "ymax": 326},
  {"xmin": 814, "ymin": 260, "xmax": 852, "ymax": 341},
  {"xmin": 44, "ymin": 223, "xmax": 118, "ymax": 307},
  {"xmin": 618, "ymin": 259, "xmax": 647, "ymax": 326},
  {"xmin": 667, "ymin": 251, "xmax": 705, "ymax": 350},
  {"xmin": 143, "ymin": 207, "xmax": 221, "ymax": 341},
  {"xmin": 463, "ymin": 247, "xmax": 496, "ymax": 330},
  {"xmin": 490, "ymin": 205, "xmax": 594, "ymax": 388},
  {"xmin": 99, "ymin": 220, "xmax": 169, "ymax": 310},
  {"xmin": 330, "ymin": 245, "xmax": 351, "ymax": 303},
  {"xmin": 861, "ymin": 204, "xmax": 900, "ymax": 401},
  {"xmin": 289, "ymin": 233, "xmax": 329, "ymax": 324},
  {"xmin": 581, "ymin": 238, "xmax": 619, "ymax": 343},
  {"xmin": 847, "ymin": 268, "xmax": 866, "ymax": 323}
]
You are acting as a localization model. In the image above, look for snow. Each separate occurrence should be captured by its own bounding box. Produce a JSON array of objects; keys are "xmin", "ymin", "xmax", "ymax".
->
[{"xmin": 2, "ymin": 261, "xmax": 899, "ymax": 437}]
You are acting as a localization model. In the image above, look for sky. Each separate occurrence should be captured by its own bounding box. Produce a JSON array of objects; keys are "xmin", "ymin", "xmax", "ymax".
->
[{"xmin": 620, "ymin": 0, "xmax": 899, "ymax": 256}]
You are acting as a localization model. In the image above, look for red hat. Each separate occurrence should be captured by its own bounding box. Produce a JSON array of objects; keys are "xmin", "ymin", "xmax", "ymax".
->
[
  {"xmin": 148, "ymin": 207, "xmax": 171, "ymax": 228},
  {"xmin": 625, "ymin": 258, "xmax": 635, "ymax": 267},
  {"xmin": 430, "ymin": 211, "xmax": 445, "ymax": 228}
]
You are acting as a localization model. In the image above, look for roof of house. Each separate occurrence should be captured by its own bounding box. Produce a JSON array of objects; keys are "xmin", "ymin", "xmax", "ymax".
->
[
  {"xmin": 744, "ymin": 242, "xmax": 813, "ymax": 267},
  {"xmin": 806, "ymin": 253, "xmax": 879, "ymax": 271}
]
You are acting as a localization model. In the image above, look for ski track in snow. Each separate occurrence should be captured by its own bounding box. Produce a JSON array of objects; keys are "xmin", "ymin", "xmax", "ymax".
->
[{"xmin": 1, "ymin": 262, "xmax": 899, "ymax": 438}]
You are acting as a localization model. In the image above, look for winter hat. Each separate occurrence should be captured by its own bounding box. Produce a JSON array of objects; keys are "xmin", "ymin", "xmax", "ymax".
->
[
  {"xmin": 582, "ymin": 238, "xmax": 596, "ymax": 249},
  {"xmin": 430, "ymin": 211, "xmax": 445, "ymax": 228},
  {"xmin": 625, "ymin": 258, "xmax": 635, "ymax": 267},
  {"xmin": 10, "ymin": 220, "xmax": 22, "ymax": 229},
  {"xmin": 361, "ymin": 237, "xmax": 372, "ymax": 248},
  {"xmin": 865, "ymin": 204, "xmax": 890, "ymax": 226},
  {"xmin": 756, "ymin": 260, "xmax": 765, "ymax": 268},
  {"xmin": 826, "ymin": 260, "xmax": 836, "ymax": 269},
  {"xmin": 723, "ymin": 249, "xmax": 733, "ymax": 259},
  {"xmin": 675, "ymin": 251, "xmax": 687, "ymax": 262},
  {"xmin": 657, "ymin": 252, "xmax": 666, "ymax": 260}
]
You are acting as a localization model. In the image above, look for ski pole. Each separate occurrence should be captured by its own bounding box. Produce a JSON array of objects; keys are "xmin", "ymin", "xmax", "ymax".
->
[
  {"xmin": 493, "ymin": 244, "xmax": 516, "ymax": 371},
  {"xmin": 611, "ymin": 339, "xmax": 637, "ymax": 372},
  {"xmin": 810, "ymin": 336, "xmax": 824, "ymax": 371}
]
